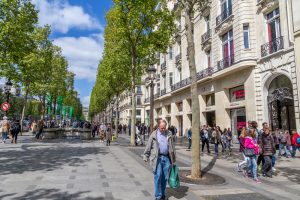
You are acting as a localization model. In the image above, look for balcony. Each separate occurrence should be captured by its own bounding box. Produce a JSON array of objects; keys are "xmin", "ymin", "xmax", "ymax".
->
[
  {"xmin": 154, "ymin": 93, "xmax": 160, "ymax": 99},
  {"xmin": 261, "ymin": 36, "xmax": 284, "ymax": 57},
  {"xmin": 217, "ymin": 54, "xmax": 235, "ymax": 71},
  {"xmin": 216, "ymin": 8, "xmax": 232, "ymax": 27},
  {"xmin": 160, "ymin": 88, "xmax": 166, "ymax": 96},
  {"xmin": 196, "ymin": 67, "xmax": 213, "ymax": 81},
  {"xmin": 171, "ymin": 77, "xmax": 191, "ymax": 92},
  {"xmin": 161, "ymin": 61, "xmax": 166, "ymax": 75},
  {"xmin": 201, "ymin": 29, "xmax": 211, "ymax": 44},
  {"xmin": 156, "ymin": 74, "xmax": 160, "ymax": 82},
  {"xmin": 175, "ymin": 54, "xmax": 181, "ymax": 63}
]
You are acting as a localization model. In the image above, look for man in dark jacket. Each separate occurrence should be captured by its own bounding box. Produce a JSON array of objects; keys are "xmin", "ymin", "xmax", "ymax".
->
[
  {"xmin": 10, "ymin": 120, "xmax": 21, "ymax": 144},
  {"xmin": 200, "ymin": 125, "xmax": 211, "ymax": 153},
  {"xmin": 258, "ymin": 127, "xmax": 275, "ymax": 177}
]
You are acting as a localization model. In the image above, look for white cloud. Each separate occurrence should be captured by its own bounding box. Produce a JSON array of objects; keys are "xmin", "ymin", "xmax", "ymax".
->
[
  {"xmin": 53, "ymin": 35, "xmax": 103, "ymax": 80},
  {"xmin": 82, "ymin": 96, "xmax": 91, "ymax": 107},
  {"xmin": 33, "ymin": 0, "xmax": 102, "ymax": 33}
]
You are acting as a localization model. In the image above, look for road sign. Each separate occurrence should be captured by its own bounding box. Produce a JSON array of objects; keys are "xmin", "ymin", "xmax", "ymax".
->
[{"xmin": 1, "ymin": 102, "xmax": 10, "ymax": 112}]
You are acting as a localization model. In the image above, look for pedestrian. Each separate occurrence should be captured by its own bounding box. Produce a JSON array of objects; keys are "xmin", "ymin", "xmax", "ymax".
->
[
  {"xmin": 31, "ymin": 120, "xmax": 37, "ymax": 136},
  {"xmin": 140, "ymin": 123, "xmax": 146, "ymax": 145},
  {"xmin": 187, "ymin": 127, "xmax": 192, "ymax": 150},
  {"xmin": 237, "ymin": 127, "xmax": 249, "ymax": 172},
  {"xmin": 36, "ymin": 118, "xmax": 44, "ymax": 139},
  {"xmin": 212, "ymin": 126, "xmax": 222, "ymax": 155},
  {"xmin": 291, "ymin": 130, "xmax": 300, "ymax": 158},
  {"xmin": 258, "ymin": 127, "xmax": 275, "ymax": 178},
  {"xmin": 257, "ymin": 122, "xmax": 269, "ymax": 171},
  {"xmin": 278, "ymin": 130, "xmax": 291, "ymax": 158},
  {"xmin": 10, "ymin": 120, "xmax": 21, "ymax": 144},
  {"xmin": 244, "ymin": 128, "xmax": 261, "ymax": 183},
  {"xmin": 143, "ymin": 119, "xmax": 176, "ymax": 200},
  {"xmin": 1, "ymin": 116, "xmax": 10, "ymax": 144},
  {"xmin": 106, "ymin": 125, "xmax": 112, "ymax": 146},
  {"xmin": 92, "ymin": 122, "xmax": 97, "ymax": 138},
  {"xmin": 222, "ymin": 128, "xmax": 231, "ymax": 153},
  {"xmin": 271, "ymin": 130, "xmax": 279, "ymax": 172},
  {"xmin": 200, "ymin": 125, "xmax": 210, "ymax": 153}
]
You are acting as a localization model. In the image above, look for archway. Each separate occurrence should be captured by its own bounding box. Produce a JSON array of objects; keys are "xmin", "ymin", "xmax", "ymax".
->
[{"xmin": 267, "ymin": 75, "xmax": 296, "ymax": 131}]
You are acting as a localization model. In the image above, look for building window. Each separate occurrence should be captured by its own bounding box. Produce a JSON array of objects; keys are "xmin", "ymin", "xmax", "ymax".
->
[
  {"xmin": 222, "ymin": 30, "xmax": 234, "ymax": 59},
  {"xmin": 207, "ymin": 50, "xmax": 211, "ymax": 68},
  {"xmin": 221, "ymin": 0, "xmax": 232, "ymax": 16},
  {"xmin": 136, "ymin": 85, "xmax": 142, "ymax": 94},
  {"xmin": 157, "ymin": 84, "xmax": 160, "ymax": 94},
  {"xmin": 243, "ymin": 24, "xmax": 250, "ymax": 49},
  {"xmin": 136, "ymin": 109, "xmax": 141, "ymax": 116},
  {"xmin": 229, "ymin": 85, "xmax": 245, "ymax": 102},
  {"xmin": 169, "ymin": 72, "xmax": 173, "ymax": 87},
  {"xmin": 205, "ymin": 15, "xmax": 210, "ymax": 31},
  {"xmin": 169, "ymin": 47, "xmax": 173, "ymax": 59},
  {"xmin": 267, "ymin": 8, "xmax": 280, "ymax": 42},
  {"xmin": 136, "ymin": 96, "xmax": 141, "ymax": 105},
  {"xmin": 206, "ymin": 94, "xmax": 215, "ymax": 106}
]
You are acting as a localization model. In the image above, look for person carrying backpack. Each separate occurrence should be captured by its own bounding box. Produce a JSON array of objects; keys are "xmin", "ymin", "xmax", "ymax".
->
[
  {"xmin": 10, "ymin": 120, "xmax": 21, "ymax": 144},
  {"xmin": 291, "ymin": 130, "xmax": 300, "ymax": 158}
]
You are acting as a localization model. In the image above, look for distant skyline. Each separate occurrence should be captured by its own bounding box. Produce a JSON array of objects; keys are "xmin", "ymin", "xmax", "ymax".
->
[{"xmin": 33, "ymin": 0, "xmax": 114, "ymax": 108}]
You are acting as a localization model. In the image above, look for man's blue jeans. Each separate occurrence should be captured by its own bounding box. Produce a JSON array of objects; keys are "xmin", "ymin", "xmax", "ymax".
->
[
  {"xmin": 2, "ymin": 132, "xmax": 8, "ymax": 142},
  {"xmin": 291, "ymin": 146, "xmax": 300, "ymax": 157},
  {"xmin": 248, "ymin": 155, "xmax": 257, "ymax": 179},
  {"xmin": 154, "ymin": 155, "xmax": 171, "ymax": 199}
]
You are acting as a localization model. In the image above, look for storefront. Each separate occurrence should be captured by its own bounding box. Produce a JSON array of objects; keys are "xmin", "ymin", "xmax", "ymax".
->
[{"xmin": 230, "ymin": 107, "xmax": 246, "ymax": 137}]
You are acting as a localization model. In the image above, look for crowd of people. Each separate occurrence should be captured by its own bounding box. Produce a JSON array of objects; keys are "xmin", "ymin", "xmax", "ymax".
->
[
  {"xmin": 0, "ymin": 116, "xmax": 21, "ymax": 144},
  {"xmin": 237, "ymin": 121, "xmax": 300, "ymax": 183},
  {"xmin": 187, "ymin": 125, "xmax": 233, "ymax": 154}
]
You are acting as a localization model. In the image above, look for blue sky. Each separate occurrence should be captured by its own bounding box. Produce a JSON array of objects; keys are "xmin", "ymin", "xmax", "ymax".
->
[{"xmin": 33, "ymin": 0, "xmax": 114, "ymax": 108}]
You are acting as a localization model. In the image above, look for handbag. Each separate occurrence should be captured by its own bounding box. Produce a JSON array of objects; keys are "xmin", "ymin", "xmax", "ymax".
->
[
  {"xmin": 244, "ymin": 148, "xmax": 255, "ymax": 157},
  {"xmin": 168, "ymin": 165, "xmax": 180, "ymax": 189}
]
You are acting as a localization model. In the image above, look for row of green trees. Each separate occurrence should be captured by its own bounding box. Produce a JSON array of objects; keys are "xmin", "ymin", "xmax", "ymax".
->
[
  {"xmin": 0, "ymin": 0, "xmax": 84, "ymax": 122},
  {"xmin": 90, "ymin": 0, "xmax": 209, "ymax": 178}
]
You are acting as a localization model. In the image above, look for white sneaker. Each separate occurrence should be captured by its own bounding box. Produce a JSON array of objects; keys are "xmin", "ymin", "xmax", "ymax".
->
[{"xmin": 272, "ymin": 167, "xmax": 276, "ymax": 172}]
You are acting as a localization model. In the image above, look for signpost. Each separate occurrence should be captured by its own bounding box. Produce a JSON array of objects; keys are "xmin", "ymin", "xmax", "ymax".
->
[{"xmin": 1, "ymin": 102, "xmax": 10, "ymax": 112}]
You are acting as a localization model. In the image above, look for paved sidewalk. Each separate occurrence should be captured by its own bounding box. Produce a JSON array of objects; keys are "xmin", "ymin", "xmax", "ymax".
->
[{"xmin": 0, "ymin": 136, "xmax": 154, "ymax": 200}]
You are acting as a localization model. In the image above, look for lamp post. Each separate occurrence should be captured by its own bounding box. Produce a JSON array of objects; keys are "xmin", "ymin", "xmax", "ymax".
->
[
  {"xmin": 4, "ymin": 79, "xmax": 12, "ymax": 116},
  {"xmin": 147, "ymin": 66, "xmax": 156, "ymax": 134}
]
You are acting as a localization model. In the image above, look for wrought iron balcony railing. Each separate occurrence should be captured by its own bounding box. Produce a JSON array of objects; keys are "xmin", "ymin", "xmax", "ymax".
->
[
  {"xmin": 217, "ymin": 54, "xmax": 235, "ymax": 70},
  {"xmin": 171, "ymin": 77, "xmax": 191, "ymax": 92},
  {"xmin": 216, "ymin": 8, "xmax": 232, "ymax": 26},
  {"xmin": 175, "ymin": 54, "xmax": 182, "ymax": 63},
  {"xmin": 161, "ymin": 62, "xmax": 166, "ymax": 71},
  {"xmin": 154, "ymin": 93, "xmax": 160, "ymax": 99},
  {"xmin": 160, "ymin": 88, "xmax": 166, "ymax": 96},
  {"xmin": 261, "ymin": 36, "xmax": 284, "ymax": 57},
  {"xmin": 201, "ymin": 29, "xmax": 211, "ymax": 44},
  {"xmin": 196, "ymin": 67, "xmax": 213, "ymax": 81}
]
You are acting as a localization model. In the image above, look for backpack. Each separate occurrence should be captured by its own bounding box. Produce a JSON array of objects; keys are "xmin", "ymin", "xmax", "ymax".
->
[{"xmin": 296, "ymin": 137, "xmax": 300, "ymax": 145}]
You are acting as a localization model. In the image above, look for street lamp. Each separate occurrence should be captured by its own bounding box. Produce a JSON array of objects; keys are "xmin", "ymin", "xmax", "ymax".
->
[{"xmin": 147, "ymin": 66, "xmax": 156, "ymax": 134}]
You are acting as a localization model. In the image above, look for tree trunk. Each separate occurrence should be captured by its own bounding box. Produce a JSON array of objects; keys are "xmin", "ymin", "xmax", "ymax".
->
[
  {"xmin": 130, "ymin": 54, "xmax": 137, "ymax": 146},
  {"xmin": 115, "ymin": 93, "xmax": 119, "ymax": 137},
  {"xmin": 184, "ymin": 7, "xmax": 202, "ymax": 178},
  {"xmin": 53, "ymin": 96, "xmax": 57, "ymax": 115},
  {"xmin": 20, "ymin": 89, "xmax": 29, "ymax": 136}
]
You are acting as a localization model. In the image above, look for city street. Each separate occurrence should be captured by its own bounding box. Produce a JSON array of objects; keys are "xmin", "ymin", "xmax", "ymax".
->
[{"xmin": 0, "ymin": 135, "xmax": 299, "ymax": 200}]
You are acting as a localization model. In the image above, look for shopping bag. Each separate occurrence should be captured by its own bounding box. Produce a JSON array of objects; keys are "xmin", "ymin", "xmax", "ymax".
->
[{"xmin": 168, "ymin": 165, "xmax": 180, "ymax": 189}]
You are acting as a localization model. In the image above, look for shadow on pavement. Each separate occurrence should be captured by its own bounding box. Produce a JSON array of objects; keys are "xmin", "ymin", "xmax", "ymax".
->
[
  {"xmin": 166, "ymin": 186, "xmax": 189, "ymax": 199},
  {"xmin": 202, "ymin": 156, "xmax": 218, "ymax": 176},
  {"xmin": 0, "ymin": 144, "xmax": 109, "ymax": 175},
  {"xmin": 0, "ymin": 188, "xmax": 105, "ymax": 200}
]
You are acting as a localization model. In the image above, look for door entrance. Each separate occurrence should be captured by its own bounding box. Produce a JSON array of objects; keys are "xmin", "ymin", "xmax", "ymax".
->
[
  {"xmin": 205, "ymin": 111, "xmax": 216, "ymax": 127},
  {"xmin": 267, "ymin": 75, "xmax": 296, "ymax": 132}
]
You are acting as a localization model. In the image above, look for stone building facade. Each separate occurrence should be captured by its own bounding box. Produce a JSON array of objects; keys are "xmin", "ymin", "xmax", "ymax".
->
[
  {"xmin": 143, "ymin": 0, "xmax": 300, "ymax": 136},
  {"xmin": 99, "ymin": 0, "xmax": 300, "ymax": 136}
]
